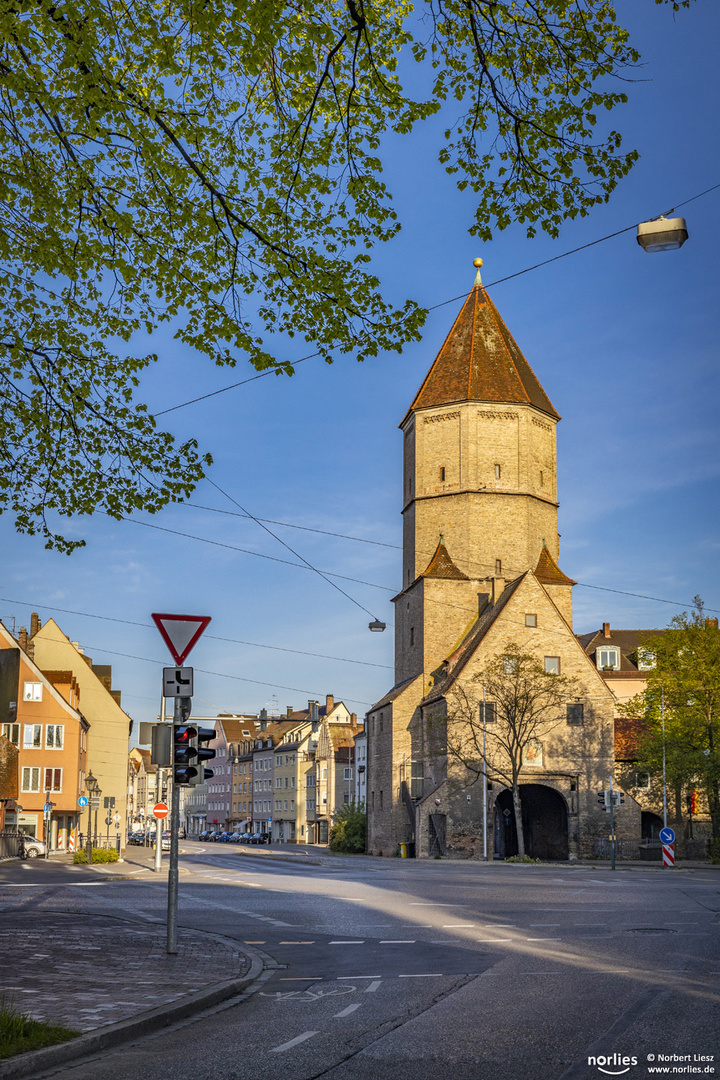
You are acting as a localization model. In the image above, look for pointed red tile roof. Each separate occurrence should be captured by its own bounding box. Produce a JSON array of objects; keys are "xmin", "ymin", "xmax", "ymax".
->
[
  {"xmin": 534, "ymin": 546, "xmax": 576, "ymax": 586},
  {"xmin": 422, "ymin": 539, "xmax": 469, "ymax": 580},
  {"xmin": 406, "ymin": 283, "xmax": 559, "ymax": 421}
]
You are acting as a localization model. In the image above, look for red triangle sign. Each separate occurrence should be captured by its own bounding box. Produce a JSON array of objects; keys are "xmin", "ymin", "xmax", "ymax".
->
[{"xmin": 151, "ymin": 613, "xmax": 211, "ymax": 665}]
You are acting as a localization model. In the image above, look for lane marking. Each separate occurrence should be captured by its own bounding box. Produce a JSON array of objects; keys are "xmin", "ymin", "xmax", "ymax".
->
[
  {"xmin": 330, "ymin": 940, "xmax": 364, "ymax": 945},
  {"xmin": 334, "ymin": 1003, "xmax": 362, "ymax": 1018},
  {"xmin": 398, "ymin": 973, "xmax": 442, "ymax": 978},
  {"xmin": 244, "ymin": 941, "xmax": 266, "ymax": 944},
  {"xmin": 442, "ymin": 924, "xmax": 475, "ymax": 928},
  {"xmin": 271, "ymin": 1031, "xmax": 319, "ymax": 1052},
  {"xmin": 365, "ymin": 981, "xmax": 382, "ymax": 993},
  {"xmin": 279, "ymin": 941, "xmax": 315, "ymax": 945},
  {"xmin": 380, "ymin": 940, "xmax": 416, "ymax": 944},
  {"xmin": 430, "ymin": 940, "xmax": 456, "ymax": 944},
  {"xmin": 476, "ymin": 938, "xmax": 512, "ymax": 943},
  {"xmin": 526, "ymin": 937, "xmax": 560, "ymax": 941}
]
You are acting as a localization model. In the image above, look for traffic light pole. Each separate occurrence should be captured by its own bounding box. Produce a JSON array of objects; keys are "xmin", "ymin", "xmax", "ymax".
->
[
  {"xmin": 167, "ymin": 695, "xmax": 184, "ymax": 954},
  {"xmin": 608, "ymin": 774, "xmax": 616, "ymax": 872}
]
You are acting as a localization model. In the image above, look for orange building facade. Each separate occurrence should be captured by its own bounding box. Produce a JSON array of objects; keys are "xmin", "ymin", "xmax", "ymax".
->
[{"xmin": 0, "ymin": 621, "xmax": 88, "ymax": 849}]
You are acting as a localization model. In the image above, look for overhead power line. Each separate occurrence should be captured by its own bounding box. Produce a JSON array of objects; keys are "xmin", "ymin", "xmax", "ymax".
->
[{"xmin": 152, "ymin": 180, "xmax": 720, "ymax": 416}]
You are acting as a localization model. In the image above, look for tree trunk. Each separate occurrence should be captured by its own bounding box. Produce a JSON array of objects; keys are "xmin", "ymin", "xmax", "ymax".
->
[{"xmin": 512, "ymin": 783, "xmax": 525, "ymax": 858}]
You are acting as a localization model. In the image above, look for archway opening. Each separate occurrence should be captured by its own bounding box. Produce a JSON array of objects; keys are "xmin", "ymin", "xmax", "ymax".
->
[
  {"xmin": 494, "ymin": 784, "xmax": 569, "ymax": 861},
  {"xmin": 641, "ymin": 811, "xmax": 663, "ymax": 840}
]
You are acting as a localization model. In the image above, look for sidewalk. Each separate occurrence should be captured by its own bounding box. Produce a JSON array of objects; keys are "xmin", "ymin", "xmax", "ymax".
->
[{"xmin": 0, "ymin": 860, "xmax": 264, "ymax": 1079}]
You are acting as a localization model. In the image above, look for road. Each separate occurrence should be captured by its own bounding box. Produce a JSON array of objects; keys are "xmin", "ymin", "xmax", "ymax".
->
[{"xmin": 7, "ymin": 844, "xmax": 720, "ymax": 1080}]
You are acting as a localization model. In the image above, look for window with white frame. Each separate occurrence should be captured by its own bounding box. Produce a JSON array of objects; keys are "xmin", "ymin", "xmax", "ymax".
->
[
  {"xmin": 1, "ymin": 723, "xmax": 19, "ymax": 746},
  {"xmin": 46, "ymin": 725, "xmax": 64, "ymax": 749},
  {"xmin": 23, "ymin": 681, "xmax": 42, "ymax": 702},
  {"xmin": 637, "ymin": 648, "xmax": 656, "ymax": 671},
  {"xmin": 44, "ymin": 768, "xmax": 62, "ymax": 792},
  {"xmin": 23, "ymin": 724, "xmax": 42, "ymax": 749},
  {"xmin": 21, "ymin": 766, "xmax": 41, "ymax": 792},
  {"xmin": 635, "ymin": 772, "xmax": 651, "ymax": 789},
  {"xmin": 596, "ymin": 648, "xmax": 620, "ymax": 671},
  {"xmin": 544, "ymin": 657, "xmax": 561, "ymax": 675},
  {"xmin": 343, "ymin": 767, "xmax": 352, "ymax": 780}
]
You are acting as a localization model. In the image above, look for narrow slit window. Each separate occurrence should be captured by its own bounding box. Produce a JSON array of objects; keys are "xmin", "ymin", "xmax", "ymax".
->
[
  {"xmin": 494, "ymin": 464, "xmax": 501, "ymax": 479},
  {"xmin": 440, "ymin": 466, "xmax": 446, "ymax": 481},
  {"xmin": 495, "ymin": 559, "xmax": 502, "ymax": 575}
]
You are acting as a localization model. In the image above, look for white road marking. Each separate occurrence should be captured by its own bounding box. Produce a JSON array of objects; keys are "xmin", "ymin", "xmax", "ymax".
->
[
  {"xmin": 409, "ymin": 903, "xmax": 467, "ymax": 907},
  {"xmin": 380, "ymin": 940, "xmax": 416, "ymax": 944},
  {"xmin": 279, "ymin": 941, "xmax": 315, "ymax": 944},
  {"xmin": 329, "ymin": 940, "xmax": 364, "ymax": 945},
  {"xmin": 365, "ymin": 981, "xmax": 382, "ymax": 992},
  {"xmin": 526, "ymin": 937, "xmax": 560, "ymax": 941},
  {"xmin": 442, "ymin": 924, "xmax": 475, "ymax": 928},
  {"xmin": 398, "ymin": 973, "xmax": 442, "ymax": 978},
  {"xmin": 476, "ymin": 938, "xmax": 512, "ymax": 942},
  {"xmin": 334, "ymin": 1003, "xmax": 362, "ymax": 1017},
  {"xmin": 271, "ymin": 1031, "xmax": 319, "ymax": 1052}
]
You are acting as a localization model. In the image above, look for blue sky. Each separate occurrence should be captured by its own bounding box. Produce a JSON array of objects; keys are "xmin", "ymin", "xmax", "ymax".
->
[{"xmin": 2, "ymin": 1, "xmax": 718, "ymax": 733}]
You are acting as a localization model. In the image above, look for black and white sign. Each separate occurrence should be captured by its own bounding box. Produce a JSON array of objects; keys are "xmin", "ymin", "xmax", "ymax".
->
[{"xmin": 162, "ymin": 666, "xmax": 193, "ymax": 698}]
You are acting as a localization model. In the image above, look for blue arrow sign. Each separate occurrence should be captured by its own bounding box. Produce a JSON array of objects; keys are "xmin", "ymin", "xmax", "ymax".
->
[
  {"xmin": 78, "ymin": 795, "xmax": 88, "ymax": 807},
  {"xmin": 659, "ymin": 827, "xmax": 675, "ymax": 844}
]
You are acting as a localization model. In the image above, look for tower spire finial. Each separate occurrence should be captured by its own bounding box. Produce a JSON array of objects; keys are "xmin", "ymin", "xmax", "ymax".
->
[{"xmin": 473, "ymin": 257, "xmax": 483, "ymax": 287}]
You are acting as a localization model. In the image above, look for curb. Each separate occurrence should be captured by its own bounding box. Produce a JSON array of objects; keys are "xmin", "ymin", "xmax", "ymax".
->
[{"xmin": 0, "ymin": 955, "xmax": 265, "ymax": 1080}]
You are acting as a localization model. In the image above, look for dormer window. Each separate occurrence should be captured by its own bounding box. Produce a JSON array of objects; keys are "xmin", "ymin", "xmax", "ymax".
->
[{"xmin": 597, "ymin": 647, "xmax": 620, "ymax": 671}]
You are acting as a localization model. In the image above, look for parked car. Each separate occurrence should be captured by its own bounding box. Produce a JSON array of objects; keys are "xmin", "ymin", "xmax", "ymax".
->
[
  {"xmin": 128, "ymin": 832, "xmax": 145, "ymax": 846},
  {"xmin": 198, "ymin": 830, "xmax": 211, "ymax": 841},
  {"xmin": 248, "ymin": 832, "xmax": 268, "ymax": 845},
  {"xmin": 161, "ymin": 831, "xmax": 171, "ymax": 852},
  {"xmin": 228, "ymin": 833, "xmax": 242, "ymax": 843},
  {"xmin": 238, "ymin": 833, "xmax": 253, "ymax": 844},
  {"xmin": 19, "ymin": 836, "xmax": 46, "ymax": 858}
]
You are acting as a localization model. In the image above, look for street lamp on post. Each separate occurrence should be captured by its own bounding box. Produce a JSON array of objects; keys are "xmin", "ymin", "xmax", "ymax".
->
[{"xmin": 85, "ymin": 771, "xmax": 99, "ymax": 862}]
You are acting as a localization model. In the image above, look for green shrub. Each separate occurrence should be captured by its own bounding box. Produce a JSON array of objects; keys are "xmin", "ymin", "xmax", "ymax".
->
[
  {"xmin": 72, "ymin": 848, "xmax": 118, "ymax": 865},
  {"xmin": 329, "ymin": 802, "xmax": 366, "ymax": 854},
  {"xmin": 0, "ymin": 998, "xmax": 78, "ymax": 1059}
]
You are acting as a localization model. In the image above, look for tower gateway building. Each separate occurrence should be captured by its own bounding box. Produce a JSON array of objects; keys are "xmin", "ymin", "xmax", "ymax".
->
[{"xmin": 366, "ymin": 262, "xmax": 639, "ymax": 859}]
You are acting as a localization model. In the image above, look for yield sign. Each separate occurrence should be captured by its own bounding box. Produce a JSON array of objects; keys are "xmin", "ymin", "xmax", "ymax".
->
[{"xmin": 151, "ymin": 613, "xmax": 211, "ymax": 665}]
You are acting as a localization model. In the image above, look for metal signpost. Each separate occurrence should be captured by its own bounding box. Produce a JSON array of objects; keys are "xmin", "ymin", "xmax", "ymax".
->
[{"xmin": 151, "ymin": 612, "xmax": 211, "ymax": 955}]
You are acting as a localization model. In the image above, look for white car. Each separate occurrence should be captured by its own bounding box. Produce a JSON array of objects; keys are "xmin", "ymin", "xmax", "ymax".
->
[{"xmin": 19, "ymin": 836, "xmax": 46, "ymax": 858}]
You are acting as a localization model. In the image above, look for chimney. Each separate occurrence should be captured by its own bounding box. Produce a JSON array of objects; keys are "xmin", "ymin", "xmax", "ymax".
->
[
  {"xmin": 603, "ymin": 622, "xmax": 611, "ymax": 638},
  {"xmin": 30, "ymin": 612, "xmax": 41, "ymax": 637},
  {"xmin": 310, "ymin": 701, "xmax": 319, "ymax": 723},
  {"xmin": 706, "ymin": 618, "xmax": 719, "ymax": 630},
  {"xmin": 17, "ymin": 627, "xmax": 28, "ymax": 652},
  {"xmin": 326, "ymin": 694, "xmax": 334, "ymax": 713},
  {"xmin": 286, "ymin": 706, "xmax": 293, "ymax": 718},
  {"xmin": 351, "ymin": 712, "xmax": 357, "ymax": 725},
  {"xmin": 490, "ymin": 579, "xmax": 505, "ymax": 604}
]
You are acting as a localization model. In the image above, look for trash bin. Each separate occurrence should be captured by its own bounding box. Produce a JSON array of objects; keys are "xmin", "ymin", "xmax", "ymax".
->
[
  {"xmin": 398, "ymin": 843, "xmax": 407, "ymax": 858},
  {"xmin": 407, "ymin": 842, "xmax": 416, "ymax": 859}
]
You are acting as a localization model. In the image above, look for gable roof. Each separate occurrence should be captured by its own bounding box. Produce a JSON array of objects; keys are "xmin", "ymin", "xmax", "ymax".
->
[
  {"xmin": 404, "ymin": 282, "xmax": 559, "ymax": 423},
  {"xmin": 422, "ymin": 573, "xmax": 527, "ymax": 703},
  {"xmin": 577, "ymin": 627, "xmax": 665, "ymax": 673}
]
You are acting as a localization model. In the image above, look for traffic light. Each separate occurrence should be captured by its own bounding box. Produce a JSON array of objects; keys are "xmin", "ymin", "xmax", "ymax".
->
[
  {"xmin": 597, "ymin": 790, "xmax": 610, "ymax": 812},
  {"xmin": 193, "ymin": 727, "xmax": 216, "ymax": 785},
  {"xmin": 174, "ymin": 699, "xmax": 199, "ymax": 785},
  {"xmin": 689, "ymin": 789, "xmax": 698, "ymax": 814}
]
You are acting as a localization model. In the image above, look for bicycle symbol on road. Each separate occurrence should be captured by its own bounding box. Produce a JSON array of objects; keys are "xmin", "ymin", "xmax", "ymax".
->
[{"xmin": 260, "ymin": 984, "xmax": 356, "ymax": 1002}]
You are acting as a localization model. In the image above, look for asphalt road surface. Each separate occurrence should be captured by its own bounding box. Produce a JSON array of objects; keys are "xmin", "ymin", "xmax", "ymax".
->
[{"xmin": 10, "ymin": 845, "xmax": 720, "ymax": 1080}]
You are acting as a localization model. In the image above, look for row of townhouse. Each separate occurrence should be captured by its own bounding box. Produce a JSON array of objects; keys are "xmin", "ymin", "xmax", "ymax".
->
[
  {"xmin": 197, "ymin": 695, "xmax": 365, "ymax": 843},
  {"xmin": 0, "ymin": 614, "xmax": 132, "ymax": 851}
]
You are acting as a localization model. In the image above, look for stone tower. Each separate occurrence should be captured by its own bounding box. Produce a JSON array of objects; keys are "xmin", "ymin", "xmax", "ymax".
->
[{"xmin": 393, "ymin": 262, "xmax": 567, "ymax": 685}]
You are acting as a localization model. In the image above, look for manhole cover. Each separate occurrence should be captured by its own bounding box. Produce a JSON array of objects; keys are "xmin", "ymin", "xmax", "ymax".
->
[{"xmin": 626, "ymin": 928, "xmax": 677, "ymax": 934}]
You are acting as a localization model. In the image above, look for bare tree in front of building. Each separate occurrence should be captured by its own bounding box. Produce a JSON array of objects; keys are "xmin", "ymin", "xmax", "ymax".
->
[{"xmin": 445, "ymin": 645, "xmax": 578, "ymax": 858}]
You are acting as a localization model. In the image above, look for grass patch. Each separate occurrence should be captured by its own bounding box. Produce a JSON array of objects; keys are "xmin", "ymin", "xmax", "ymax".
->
[{"xmin": 0, "ymin": 999, "xmax": 79, "ymax": 1059}]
